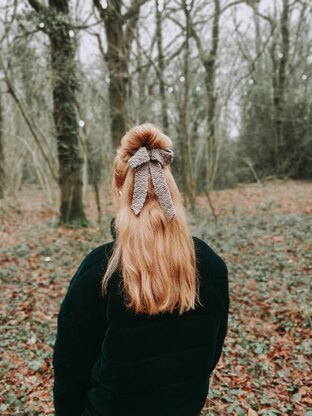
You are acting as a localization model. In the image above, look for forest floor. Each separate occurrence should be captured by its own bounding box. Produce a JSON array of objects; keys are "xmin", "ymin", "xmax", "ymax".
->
[{"xmin": 0, "ymin": 179, "xmax": 311, "ymax": 416}]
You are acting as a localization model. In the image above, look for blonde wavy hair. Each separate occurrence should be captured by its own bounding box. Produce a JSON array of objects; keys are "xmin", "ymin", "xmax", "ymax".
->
[{"xmin": 101, "ymin": 123, "xmax": 201, "ymax": 315}]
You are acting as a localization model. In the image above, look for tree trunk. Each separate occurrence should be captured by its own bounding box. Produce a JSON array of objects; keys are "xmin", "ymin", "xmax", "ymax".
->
[
  {"xmin": 94, "ymin": 0, "xmax": 129, "ymax": 148},
  {"xmin": 49, "ymin": 0, "xmax": 87, "ymax": 224},
  {"xmin": 94, "ymin": 0, "xmax": 146, "ymax": 148},
  {"xmin": 180, "ymin": 0, "xmax": 195, "ymax": 209},
  {"xmin": 252, "ymin": 0, "xmax": 262, "ymax": 78},
  {"xmin": 105, "ymin": 9, "xmax": 129, "ymax": 148},
  {"xmin": 156, "ymin": 0, "xmax": 169, "ymax": 131},
  {"xmin": 274, "ymin": 0, "xmax": 289, "ymax": 174},
  {"xmin": 203, "ymin": 0, "xmax": 220, "ymax": 191},
  {"xmin": 0, "ymin": 91, "xmax": 4, "ymax": 199},
  {"xmin": 136, "ymin": 34, "xmax": 147, "ymax": 123},
  {"xmin": 26, "ymin": 0, "xmax": 87, "ymax": 224}
]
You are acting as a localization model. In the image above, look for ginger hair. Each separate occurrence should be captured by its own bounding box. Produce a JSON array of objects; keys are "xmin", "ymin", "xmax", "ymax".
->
[{"xmin": 101, "ymin": 123, "xmax": 201, "ymax": 315}]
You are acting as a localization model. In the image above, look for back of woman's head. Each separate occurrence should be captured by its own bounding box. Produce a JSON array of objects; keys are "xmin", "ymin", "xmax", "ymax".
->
[{"xmin": 102, "ymin": 123, "xmax": 201, "ymax": 315}]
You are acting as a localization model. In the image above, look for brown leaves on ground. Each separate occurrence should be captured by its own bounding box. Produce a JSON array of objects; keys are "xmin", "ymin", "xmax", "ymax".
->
[{"xmin": 0, "ymin": 179, "xmax": 311, "ymax": 415}]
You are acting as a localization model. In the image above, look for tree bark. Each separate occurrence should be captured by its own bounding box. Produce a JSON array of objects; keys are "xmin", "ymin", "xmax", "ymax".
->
[
  {"xmin": 191, "ymin": 0, "xmax": 221, "ymax": 192},
  {"xmin": 252, "ymin": 0, "xmax": 262, "ymax": 77},
  {"xmin": 203, "ymin": 0, "xmax": 220, "ymax": 191},
  {"xmin": 274, "ymin": 0, "xmax": 289, "ymax": 174},
  {"xmin": 135, "ymin": 33, "xmax": 147, "ymax": 123},
  {"xmin": 49, "ymin": 0, "xmax": 86, "ymax": 224},
  {"xmin": 28, "ymin": 0, "xmax": 87, "ymax": 224},
  {"xmin": 0, "ymin": 91, "xmax": 4, "ymax": 199},
  {"xmin": 94, "ymin": 0, "xmax": 147, "ymax": 148},
  {"xmin": 180, "ymin": 0, "xmax": 195, "ymax": 208},
  {"xmin": 105, "ymin": 1, "xmax": 129, "ymax": 148},
  {"xmin": 156, "ymin": 0, "xmax": 169, "ymax": 131}
]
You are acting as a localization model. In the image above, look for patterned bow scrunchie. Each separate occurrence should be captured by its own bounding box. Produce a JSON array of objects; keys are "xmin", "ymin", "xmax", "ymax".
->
[{"xmin": 127, "ymin": 146, "xmax": 176, "ymax": 221}]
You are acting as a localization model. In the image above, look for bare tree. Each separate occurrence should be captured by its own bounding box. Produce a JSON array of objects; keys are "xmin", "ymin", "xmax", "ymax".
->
[
  {"xmin": 0, "ymin": 88, "xmax": 3, "ymax": 199},
  {"xmin": 156, "ymin": 0, "xmax": 169, "ymax": 131},
  {"xmin": 190, "ymin": 0, "xmax": 221, "ymax": 194},
  {"xmin": 180, "ymin": 0, "xmax": 195, "ymax": 208},
  {"xmin": 272, "ymin": 0, "xmax": 290, "ymax": 173},
  {"xmin": 93, "ymin": 0, "xmax": 148, "ymax": 148}
]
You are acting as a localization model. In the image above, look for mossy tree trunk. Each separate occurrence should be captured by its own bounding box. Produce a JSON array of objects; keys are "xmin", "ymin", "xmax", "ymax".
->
[
  {"xmin": 28, "ymin": 0, "xmax": 87, "ymax": 225},
  {"xmin": 49, "ymin": 0, "xmax": 86, "ymax": 225}
]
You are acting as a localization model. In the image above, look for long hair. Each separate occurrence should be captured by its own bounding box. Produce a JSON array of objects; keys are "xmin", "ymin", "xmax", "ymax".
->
[{"xmin": 101, "ymin": 123, "xmax": 201, "ymax": 315}]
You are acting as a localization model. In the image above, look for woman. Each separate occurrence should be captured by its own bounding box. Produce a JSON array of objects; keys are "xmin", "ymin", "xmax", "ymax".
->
[{"xmin": 52, "ymin": 123, "xmax": 229, "ymax": 416}]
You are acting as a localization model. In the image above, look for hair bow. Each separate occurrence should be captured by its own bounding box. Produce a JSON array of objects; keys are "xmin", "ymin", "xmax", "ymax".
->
[{"xmin": 127, "ymin": 146, "xmax": 176, "ymax": 221}]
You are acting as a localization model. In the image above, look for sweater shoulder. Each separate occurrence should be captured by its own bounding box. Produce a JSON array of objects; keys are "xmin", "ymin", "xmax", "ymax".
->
[
  {"xmin": 68, "ymin": 241, "xmax": 115, "ymax": 288},
  {"xmin": 80, "ymin": 241, "xmax": 115, "ymax": 272},
  {"xmin": 192, "ymin": 236, "xmax": 228, "ymax": 281}
]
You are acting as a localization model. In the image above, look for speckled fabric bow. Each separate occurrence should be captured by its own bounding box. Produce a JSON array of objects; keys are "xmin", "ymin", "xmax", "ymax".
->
[{"xmin": 128, "ymin": 146, "xmax": 176, "ymax": 221}]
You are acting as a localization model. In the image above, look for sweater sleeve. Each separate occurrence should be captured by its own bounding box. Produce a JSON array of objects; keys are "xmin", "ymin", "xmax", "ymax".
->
[
  {"xmin": 52, "ymin": 254, "xmax": 109, "ymax": 416},
  {"xmin": 211, "ymin": 266, "xmax": 229, "ymax": 371}
]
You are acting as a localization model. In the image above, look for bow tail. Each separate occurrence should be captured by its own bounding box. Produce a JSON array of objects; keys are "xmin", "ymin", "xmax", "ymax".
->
[
  {"xmin": 131, "ymin": 163, "xmax": 149, "ymax": 215},
  {"xmin": 149, "ymin": 162, "xmax": 176, "ymax": 221}
]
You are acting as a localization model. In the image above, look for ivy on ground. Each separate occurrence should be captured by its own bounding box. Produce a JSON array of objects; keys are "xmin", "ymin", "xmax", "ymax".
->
[{"xmin": 0, "ymin": 180, "xmax": 311, "ymax": 415}]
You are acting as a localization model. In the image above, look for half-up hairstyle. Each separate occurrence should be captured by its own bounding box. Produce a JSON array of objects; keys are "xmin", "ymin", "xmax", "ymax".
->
[{"xmin": 101, "ymin": 123, "xmax": 201, "ymax": 315}]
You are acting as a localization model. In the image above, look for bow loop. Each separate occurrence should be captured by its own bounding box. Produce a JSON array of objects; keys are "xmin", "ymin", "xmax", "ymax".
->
[
  {"xmin": 150, "ymin": 148, "xmax": 174, "ymax": 167},
  {"xmin": 127, "ymin": 146, "xmax": 176, "ymax": 221},
  {"xmin": 128, "ymin": 146, "xmax": 150, "ymax": 170}
]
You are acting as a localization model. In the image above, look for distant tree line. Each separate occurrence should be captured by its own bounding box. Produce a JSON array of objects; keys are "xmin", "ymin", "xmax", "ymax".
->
[{"xmin": 0, "ymin": 0, "xmax": 311, "ymax": 224}]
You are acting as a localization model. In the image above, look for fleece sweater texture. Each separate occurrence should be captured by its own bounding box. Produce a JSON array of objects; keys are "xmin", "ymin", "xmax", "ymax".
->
[{"xmin": 52, "ymin": 218, "xmax": 229, "ymax": 416}]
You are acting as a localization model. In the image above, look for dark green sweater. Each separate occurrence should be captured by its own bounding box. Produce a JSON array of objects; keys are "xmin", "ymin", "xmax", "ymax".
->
[{"xmin": 53, "ymin": 218, "xmax": 229, "ymax": 416}]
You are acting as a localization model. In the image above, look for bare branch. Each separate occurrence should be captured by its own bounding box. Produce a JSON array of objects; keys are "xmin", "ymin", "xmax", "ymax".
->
[
  {"xmin": 93, "ymin": 0, "xmax": 108, "ymax": 21},
  {"xmin": 94, "ymin": 32, "xmax": 107, "ymax": 61},
  {"xmin": 1, "ymin": 62, "xmax": 58, "ymax": 182},
  {"xmin": 122, "ymin": 0, "xmax": 150, "ymax": 22},
  {"xmin": 27, "ymin": 0, "xmax": 47, "ymax": 14},
  {"xmin": 220, "ymin": 0, "xmax": 245, "ymax": 15}
]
